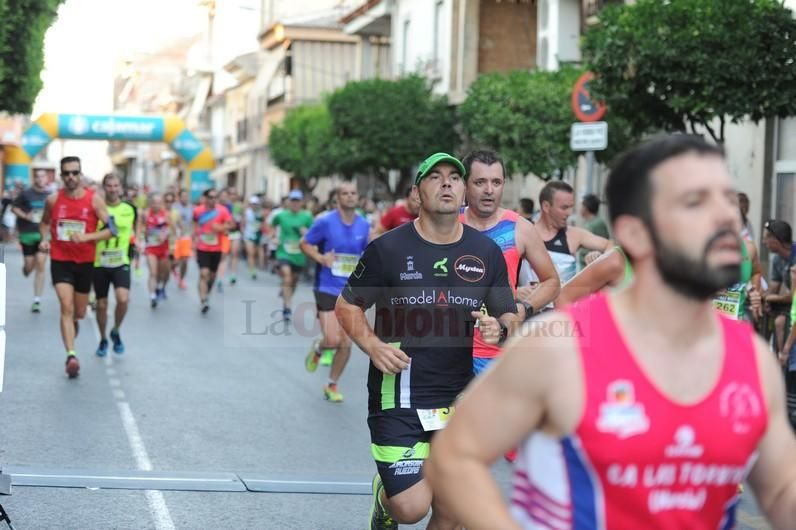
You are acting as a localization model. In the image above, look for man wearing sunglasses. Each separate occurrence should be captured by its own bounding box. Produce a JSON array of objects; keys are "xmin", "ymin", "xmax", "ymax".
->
[{"xmin": 39, "ymin": 156, "xmax": 116, "ymax": 378}]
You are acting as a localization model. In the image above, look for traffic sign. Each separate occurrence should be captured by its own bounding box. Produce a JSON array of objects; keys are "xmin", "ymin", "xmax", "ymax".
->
[
  {"xmin": 571, "ymin": 121, "xmax": 608, "ymax": 151},
  {"xmin": 571, "ymin": 72, "xmax": 606, "ymax": 122}
]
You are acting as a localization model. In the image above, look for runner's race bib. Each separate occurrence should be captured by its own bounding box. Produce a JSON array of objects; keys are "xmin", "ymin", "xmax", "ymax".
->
[
  {"xmin": 283, "ymin": 240, "xmax": 300, "ymax": 255},
  {"xmin": 713, "ymin": 286, "xmax": 743, "ymax": 319},
  {"xmin": 56, "ymin": 219, "xmax": 86, "ymax": 242},
  {"xmin": 331, "ymin": 253, "xmax": 359, "ymax": 278},
  {"xmin": 417, "ymin": 407, "xmax": 456, "ymax": 432},
  {"xmin": 201, "ymin": 232, "xmax": 219, "ymax": 246},
  {"xmin": 99, "ymin": 249, "xmax": 125, "ymax": 268},
  {"xmin": 30, "ymin": 209, "xmax": 43, "ymax": 224},
  {"xmin": 147, "ymin": 228, "xmax": 167, "ymax": 246},
  {"xmin": 228, "ymin": 231, "xmax": 242, "ymax": 241}
]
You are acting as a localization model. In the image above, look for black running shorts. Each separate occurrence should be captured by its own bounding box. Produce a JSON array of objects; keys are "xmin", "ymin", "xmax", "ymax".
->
[
  {"xmin": 196, "ymin": 250, "xmax": 222, "ymax": 273},
  {"xmin": 93, "ymin": 266, "xmax": 131, "ymax": 299},
  {"xmin": 313, "ymin": 290, "xmax": 338, "ymax": 313},
  {"xmin": 21, "ymin": 241, "xmax": 42, "ymax": 257},
  {"xmin": 277, "ymin": 260, "xmax": 303, "ymax": 275},
  {"xmin": 368, "ymin": 408, "xmax": 434, "ymax": 498},
  {"xmin": 51, "ymin": 260, "xmax": 94, "ymax": 294}
]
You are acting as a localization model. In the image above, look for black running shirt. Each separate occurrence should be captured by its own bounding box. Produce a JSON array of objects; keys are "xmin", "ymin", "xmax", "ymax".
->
[{"xmin": 342, "ymin": 221, "xmax": 516, "ymax": 412}]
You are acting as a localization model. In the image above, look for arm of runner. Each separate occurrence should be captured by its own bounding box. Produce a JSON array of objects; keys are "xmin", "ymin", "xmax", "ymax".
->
[
  {"xmin": 747, "ymin": 334, "xmax": 796, "ymax": 527},
  {"xmin": 426, "ymin": 313, "xmax": 573, "ymax": 529},
  {"xmin": 515, "ymin": 218, "xmax": 560, "ymax": 314},
  {"xmin": 10, "ymin": 197, "xmax": 31, "ymax": 221},
  {"xmin": 73, "ymin": 193, "xmax": 112, "ymax": 242},
  {"xmin": 747, "ymin": 240, "xmax": 764, "ymax": 319},
  {"xmin": 300, "ymin": 216, "xmax": 335, "ymax": 267},
  {"xmin": 38, "ymin": 195, "xmax": 55, "ymax": 252},
  {"xmin": 335, "ymin": 297, "xmax": 409, "ymax": 374},
  {"xmin": 555, "ymin": 248, "xmax": 626, "ymax": 308},
  {"xmin": 335, "ymin": 242, "xmax": 410, "ymax": 374},
  {"xmin": 300, "ymin": 240, "xmax": 334, "ymax": 268},
  {"xmin": 136, "ymin": 209, "xmax": 145, "ymax": 248},
  {"xmin": 570, "ymin": 226, "xmax": 613, "ymax": 259}
]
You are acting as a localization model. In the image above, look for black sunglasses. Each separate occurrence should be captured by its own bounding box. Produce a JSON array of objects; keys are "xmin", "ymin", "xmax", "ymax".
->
[
  {"xmin": 61, "ymin": 170, "xmax": 80, "ymax": 177},
  {"xmin": 206, "ymin": 195, "xmax": 218, "ymax": 199}
]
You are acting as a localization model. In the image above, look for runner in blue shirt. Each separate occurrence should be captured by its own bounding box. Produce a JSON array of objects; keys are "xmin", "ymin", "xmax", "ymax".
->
[{"xmin": 300, "ymin": 181, "xmax": 370, "ymax": 402}]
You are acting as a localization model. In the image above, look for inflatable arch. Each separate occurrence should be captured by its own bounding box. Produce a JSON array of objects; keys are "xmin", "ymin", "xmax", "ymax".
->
[{"xmin": 3, "ymin": 113, "xmax": 214, "ymax": 200}]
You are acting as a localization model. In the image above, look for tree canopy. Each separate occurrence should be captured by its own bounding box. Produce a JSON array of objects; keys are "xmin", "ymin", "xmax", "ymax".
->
[
  {"xmin": 0, "ymin": 0, "xmax": 62, "ymax": 114},
  {"xmin": 326, "ymin": 75, "xmax": 458, "ymax": 193},
  {"xmin": 459, "ymin": 66, "xmax": 585, "ymax": 180},
  {"xmin": 582, "ymin": 0, "xmax": 796, "ymax": 143},
  {"xmin": 268, "ymin": 103, "xmax": 339, "ymax": 184}
]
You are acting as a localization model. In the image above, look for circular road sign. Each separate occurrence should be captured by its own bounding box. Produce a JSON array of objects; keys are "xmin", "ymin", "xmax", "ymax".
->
[{"xmin": 572, "ymin": 72, "xmax": 606, "ymax": 123}]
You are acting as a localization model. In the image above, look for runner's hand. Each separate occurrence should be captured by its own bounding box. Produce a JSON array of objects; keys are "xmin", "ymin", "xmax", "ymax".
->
[
  {"xmin": 320, "ymin": 251, "xmax": 336, "ymax": 268},
  {"xmin": 778, "ymin": 350, "xmax": 789, "ymax": 367},
  {"xmin": 584, "ymin": 251, "xmax": 602, "ymax": 265},
  {"xmin": 69, "ymin": 232, "xmax": 87, "ymax": 243},
  {"xmin": 368, "ymin": 341, "xmax": 410, "ymax": 374},
  {"xmin": 472, "ymin": 312, "xmax": 501, "ymax": 345},
  {"xmin": 39, "ymin": 240, "xmax": 50, "ymax": 252},
  {"xmin": 748, "ymin": 288, "xmax": 763, "ymax": 320}
]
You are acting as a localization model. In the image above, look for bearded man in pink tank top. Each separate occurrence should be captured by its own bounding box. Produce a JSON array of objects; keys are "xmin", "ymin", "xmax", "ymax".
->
[{"xmin": 427, "ymin": 134, "xmax": 796, "ymax": 530}]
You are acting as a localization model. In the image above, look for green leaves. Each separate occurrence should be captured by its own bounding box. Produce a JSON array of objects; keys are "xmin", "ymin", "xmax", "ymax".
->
[
  {"xmin": 270, "ymin": 76, "xmax": 459, "ymax": 193},
  {"xmin": 582, "ymin": 0, "xmax": 796, "ymax": 143},
  {"xmin": 459, "ymin": 67, "xmax": 583, "ymax": 180},
  {"xmin": 0, "ymin": 0, "xmax": 63, "ymax": 114},
  {"xmin": 326, "ymin": 75, "xmax": 458, "ymax": 188},
  {"xmin": 268, "ymin": 104, "xmax": 337, "ymax": 181}
]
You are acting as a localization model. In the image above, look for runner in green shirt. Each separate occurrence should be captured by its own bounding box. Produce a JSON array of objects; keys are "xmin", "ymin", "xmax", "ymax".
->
[
  {"xmin": 93, "ymin": 174, "xmax": 137, "ymax": 357},
  {"xmin": 271, "ymin": 189, "xmax": 313, "ymax": 322}
]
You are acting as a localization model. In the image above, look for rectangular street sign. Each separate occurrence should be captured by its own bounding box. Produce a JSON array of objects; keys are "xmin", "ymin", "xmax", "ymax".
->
[{"xmin": 571, "ymin": 121, "xmax": 608, "ymax": 151}]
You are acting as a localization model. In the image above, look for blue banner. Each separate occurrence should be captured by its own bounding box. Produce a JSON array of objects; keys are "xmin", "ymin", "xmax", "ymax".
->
[
  {"xmin": 171, "ymin": 129, "xmax": 204, "ymax": 164},
  {"xmin": 20, "ymin": 123, "xmax": 52, "ymax": 158},
  {"xmin": 4, "ymin": 164, "xmax": 30, "ymax": 189},
  {"xmin": 189, "ymin": 170, "xmax": 212, "ymax": 202},
  {"xmin": 57, "ymin": 114, "xmax": 165, "ymax": 141}
]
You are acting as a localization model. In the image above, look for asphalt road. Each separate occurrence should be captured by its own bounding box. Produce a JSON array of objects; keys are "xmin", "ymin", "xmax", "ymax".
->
[{"xmin": 0, "ymin": 245, "xmax": 772, "ymax": 529}]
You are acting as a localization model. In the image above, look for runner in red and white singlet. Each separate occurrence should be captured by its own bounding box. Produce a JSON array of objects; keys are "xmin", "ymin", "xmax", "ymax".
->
[
  {"xmin": 40, "ymin": 156, "xmax": 114, "ymax": 378},
  {"xmin": 426, "ymin": 135, "xmax": 796, "ymax": 529},
  {"xmin": 139, "ymin": 194, "xmax": 173, "ymax": 308},
  {"xmin": 459, "ymin": 150, "xmax": 559, "ymax": 378}
]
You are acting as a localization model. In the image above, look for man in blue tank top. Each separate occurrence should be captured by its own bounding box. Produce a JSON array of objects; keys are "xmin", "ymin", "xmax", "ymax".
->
[{"xmin": 300, "ymin": 182, "xmax": 370, "ymax": 402}]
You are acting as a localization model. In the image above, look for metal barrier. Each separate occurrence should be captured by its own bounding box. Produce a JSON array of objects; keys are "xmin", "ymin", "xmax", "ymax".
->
[{"xmin": 0, "ymin": 244, "xmax": 13, "ymax": 528}]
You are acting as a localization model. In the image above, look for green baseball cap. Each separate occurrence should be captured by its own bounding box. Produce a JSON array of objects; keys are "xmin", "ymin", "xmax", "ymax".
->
[{"xmin": 415, "ymin": 153, "xmax": 466, "ymax": 185}]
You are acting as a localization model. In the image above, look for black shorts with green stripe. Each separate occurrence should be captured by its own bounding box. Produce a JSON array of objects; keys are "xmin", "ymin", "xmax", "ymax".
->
[{"xmin": 368, "ymin": 408, "xmax": 433, "ymax": 498}]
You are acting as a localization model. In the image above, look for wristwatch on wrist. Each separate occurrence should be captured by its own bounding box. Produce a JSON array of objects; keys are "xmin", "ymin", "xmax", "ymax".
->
[
  {"xmin": 516, "ymin": 299, "xmax": 534, "ymax": 320},
  {"xmin": 498, "ymin": 321, "xmax": 509, "ymax": 344}
]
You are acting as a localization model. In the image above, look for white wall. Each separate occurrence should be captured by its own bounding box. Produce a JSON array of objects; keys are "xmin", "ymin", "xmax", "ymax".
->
[
  {"xmin": 723, "ymin": 121, "xmax": 767, "ymax": 241},
  {"xmin": 393, "ymin": 0, "xmax": 452, "ymax": 95},
  {"xmin": 537, "ymin": 0, "xmax": 580, "ymax": 70}
]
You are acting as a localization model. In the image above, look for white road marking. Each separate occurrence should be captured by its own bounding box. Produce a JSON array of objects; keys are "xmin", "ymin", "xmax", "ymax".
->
[{"xmin": 89, "ymin": 309, "xmax": 175, "ymax": 530}]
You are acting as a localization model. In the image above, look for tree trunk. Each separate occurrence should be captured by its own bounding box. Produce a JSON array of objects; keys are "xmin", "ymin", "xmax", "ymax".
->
[{"xmin": 394, "ymin": 167, "xmax": 414, "ymax": 199}]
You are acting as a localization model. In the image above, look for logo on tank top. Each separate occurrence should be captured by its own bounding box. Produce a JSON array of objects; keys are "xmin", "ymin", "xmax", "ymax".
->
[
  {"xmin": 664, "ymin": 425, "xmax": 704, "ymax": 458},
  {"xmin": 596, "ymin": 380, "xmax": 650, "ymax": 439},
  {"xmin": 719, "ymin": 382, "xmax": 762, "ymax": 435}
]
